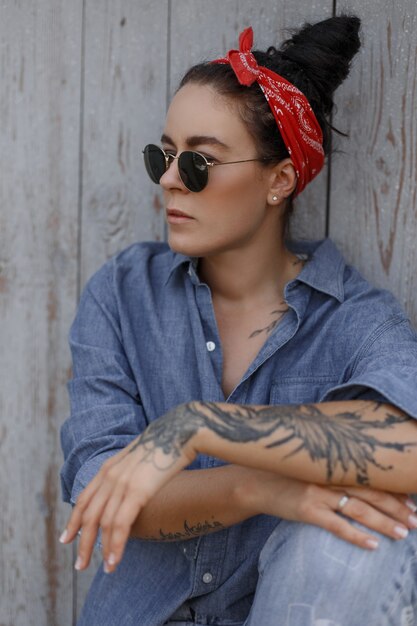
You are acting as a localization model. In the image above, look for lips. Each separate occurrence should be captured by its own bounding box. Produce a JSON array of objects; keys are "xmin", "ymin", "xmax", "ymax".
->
[{"xmin": 167, "ymin": 209, "xmax": 194, "ymax": 219}]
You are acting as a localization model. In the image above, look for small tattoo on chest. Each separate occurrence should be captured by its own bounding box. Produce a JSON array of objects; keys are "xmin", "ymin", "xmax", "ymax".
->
[
  {"xmin": 248, "ymin": 254, "xmax": 309, "ymax": 340},
  {"xmin": 249, "ymin": 303, "xmax": 289, "ymax": 338}
]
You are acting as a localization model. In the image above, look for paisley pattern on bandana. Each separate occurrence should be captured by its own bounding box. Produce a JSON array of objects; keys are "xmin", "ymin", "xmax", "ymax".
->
[{"xmin": 213, "ymin": 27, "xmax": 325, "ymax": 196}]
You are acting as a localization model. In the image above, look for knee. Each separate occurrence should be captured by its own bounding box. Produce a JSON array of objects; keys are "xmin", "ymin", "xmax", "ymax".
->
[
  {"xmin": 250, "ymin": 522, "xmax": 417, "ymax": 626},
  {"xmin": 259, "ymin": 521, "xmax": 355, "ymax": 582},
  {"xmin": 258, "ymin": 519, "xmax": 416, "ymax": 584}
]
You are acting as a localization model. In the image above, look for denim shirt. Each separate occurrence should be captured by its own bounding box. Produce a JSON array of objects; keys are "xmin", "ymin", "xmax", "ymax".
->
[{"xmin": 60, "ymin": 238, "xmax": 417, "ymax": 626}]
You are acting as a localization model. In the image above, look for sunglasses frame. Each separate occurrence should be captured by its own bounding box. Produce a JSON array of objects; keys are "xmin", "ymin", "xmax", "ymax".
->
[{"xmin": 142, "ymin": 144, "xmax": 275, "ymax": 192}]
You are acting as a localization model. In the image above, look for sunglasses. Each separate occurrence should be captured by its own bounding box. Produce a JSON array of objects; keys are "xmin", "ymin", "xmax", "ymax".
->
[{"xmin": 142, "ymin": 144, "xmax": 274, "ymax": 193}]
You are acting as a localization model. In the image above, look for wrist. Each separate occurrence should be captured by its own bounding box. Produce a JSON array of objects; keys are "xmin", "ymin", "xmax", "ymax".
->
[
  {"xmin": 232, "ymin": 467, "xmax": 265, "ymax": 517},
  {"xmin": 178, "ymin": 401, "xmax": 206, "ymax": 463},
  {"xmin": 181, "ymin": 401, "xmax": 210, "ymax": 457}
]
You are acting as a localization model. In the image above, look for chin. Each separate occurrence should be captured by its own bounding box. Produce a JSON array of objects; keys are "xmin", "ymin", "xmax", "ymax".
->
[
  {"xmin": 168, "ymin": 238, "xmax": 202, "ymax": 258},
  {"xmin": 167, "ymin": 224, "xmax": 252, "ymax": 258},
  {"xmin": 167, "ymin": 232, "xmax": 221, "ymax": 258}
]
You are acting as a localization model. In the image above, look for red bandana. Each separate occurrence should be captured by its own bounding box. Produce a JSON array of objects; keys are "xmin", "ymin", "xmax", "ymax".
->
[{"xmin": 212, "ymin": 27, "xmax": 325, "ymax": 196}]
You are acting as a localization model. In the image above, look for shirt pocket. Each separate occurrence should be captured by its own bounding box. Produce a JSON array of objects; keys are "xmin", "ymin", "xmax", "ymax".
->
[{"xmin": 269, "ymin": 375, "xmax": 339, "ymax": 405}]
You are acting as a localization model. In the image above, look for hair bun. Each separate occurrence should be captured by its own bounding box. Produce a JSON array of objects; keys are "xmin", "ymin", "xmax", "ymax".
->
[{"xmin": 279, "ymin": 15, "xmax": 361, "ymax": 114}]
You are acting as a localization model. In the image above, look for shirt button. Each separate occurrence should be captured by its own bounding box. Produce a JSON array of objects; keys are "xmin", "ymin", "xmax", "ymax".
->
[
  {"xmin": 202, "ymin": 572, "xmax": 213, "ymax": 584},
  {"xmin": 206, "ymin": 341, "xmax": 216, "ymax": 352}
]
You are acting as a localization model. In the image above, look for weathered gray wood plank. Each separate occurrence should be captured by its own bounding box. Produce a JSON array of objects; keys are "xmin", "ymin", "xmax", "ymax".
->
[
  {"xmin": 75, "ymin": 1, "xmax": 169, "ymax": 617},
  {"xmin": 169, "ymin": 0, "xmax": 333, "ymax": 242},
  {"xmin": 0, "ymin": 1, "xmax": 82, "ymax": 624},
  {"xmin": 3, "ymin": 2, "xmax": 416, "ymax": 624},
  {"xmin": 79, "ymin": 0, "xmax": 169, "ymax": 287},
  {"xmin": 330, "ymin": 1, "xmax": 417, "ymax": 325}
]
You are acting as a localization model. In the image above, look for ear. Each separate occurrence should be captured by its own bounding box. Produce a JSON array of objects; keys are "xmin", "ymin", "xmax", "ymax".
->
[{"xmin": 267, "ymin": 158, "xmax": 297, "ymax": 205}]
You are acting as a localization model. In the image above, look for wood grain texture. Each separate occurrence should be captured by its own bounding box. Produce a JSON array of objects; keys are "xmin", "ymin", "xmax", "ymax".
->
[
  {"xmin": 169, "ymin": 0, "xmax": 333, "ymax": 242},
  {"xmin": 0, "ymin": 1, "xmax": 82, "ymax": 625},
  {"xmin": 75, "ymin": 0, "xmax": 169, "ymax": 618},
  {"xmin": 79, "ymin": 0, "xmax": 169, "ymax": 287},
  {"xmin": 2, "ymin": 1, "xmax": 417, "ymax": 624},
  {"xmin": 330, "ymin": 0, "xmax": 417, "ymax": 325}
]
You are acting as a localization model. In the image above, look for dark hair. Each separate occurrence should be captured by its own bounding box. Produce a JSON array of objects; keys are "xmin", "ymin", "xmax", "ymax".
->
[{"xmin": 178, "ymin": 15, "xmax": 361, "ymax": 219}]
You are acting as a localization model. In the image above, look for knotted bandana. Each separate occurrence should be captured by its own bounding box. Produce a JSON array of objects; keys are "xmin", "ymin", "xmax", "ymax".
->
[{"xmin": 212, "ymin": 27, "xmax": 325, "ymax": 196}]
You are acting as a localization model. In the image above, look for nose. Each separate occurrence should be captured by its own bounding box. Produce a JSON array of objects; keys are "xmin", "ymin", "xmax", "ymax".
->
[{"xmin": 160, "ymin": 154, "xmax": 187, "ymax": 192}]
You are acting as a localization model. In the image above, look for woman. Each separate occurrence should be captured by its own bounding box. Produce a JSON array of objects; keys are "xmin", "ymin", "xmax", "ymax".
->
[{"xmin": 60, "ymin": 15, "xmax": 417, "ymax": 626}]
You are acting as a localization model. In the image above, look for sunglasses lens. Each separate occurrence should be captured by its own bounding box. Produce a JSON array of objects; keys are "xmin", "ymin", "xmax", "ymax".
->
[
  {"xmin": 178, "ymin": 151, "xmax": 208, "ymax": 192},
  {"xmin": 143, "ymin": 144, "xmax": 166, "ymax": 184}
]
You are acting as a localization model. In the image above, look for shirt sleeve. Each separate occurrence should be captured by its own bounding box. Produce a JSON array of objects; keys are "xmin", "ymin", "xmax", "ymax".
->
[
  {"xmin": 321, "ymin": 315, "xmax": 417, "ymax": 419},
  {"xmin": 60, "ymin": 262, "xmax": 147, "ymax": 506}
]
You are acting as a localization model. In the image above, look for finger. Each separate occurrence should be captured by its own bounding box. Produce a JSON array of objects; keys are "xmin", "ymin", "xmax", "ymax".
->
[
  {"xmin": 61, "ymin": 481, "xmax": 102, "ymax": 545},
  {"xmin": 74, "ymin": 519, "xmax": 100, "ymax": 571},
  {"xmin": 405, "ymin": 495, "xmax": 417, "ymax": 512},
  {"xmin": 343, "ymin": 487, "xmax": 417, "ymax": 531},
  {"xmin": 93, "ymin": 455, "xmax": 141, "ymax": 568},
  {"xmin": 60, "ymin": 451, "xmax": 132, "ymax": 544},
  {"xmin": 74, "ymin": 477, "xmax": 123, "ymax": 571},
  {"xmin": 75, "ymin": 452, "xmax": 143, "ymax": 569},
  {"xmin": 100, "ymin": 480, "xmax": 128, "ymax": 564},
  {"xmin": 335, "ymin": 495, "xmax": 411, "ymax": 541},
  {"xmin": 104, "ymin": 489, "xmax": 147, "ymax": 573},
  {"xmin": 343, "ymin": 486, "xmax": 406, "ymax": 509},
  {"xmin": 72, "ymin": 457, "xmax": 133, "ymax": 568},
  {"xmin": 310, "ymin": 508, "xmax": 380, "ymax": 550}
]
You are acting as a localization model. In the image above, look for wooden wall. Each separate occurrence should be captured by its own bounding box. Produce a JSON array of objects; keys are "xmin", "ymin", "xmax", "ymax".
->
[{"xmin": 1, "ymin": 1, "xmax": 416, "ymax": 624}]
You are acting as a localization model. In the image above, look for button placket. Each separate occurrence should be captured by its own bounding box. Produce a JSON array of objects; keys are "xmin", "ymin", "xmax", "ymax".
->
[{"xmin": 194, "ymin": 283, "xmax": 223, "ymax": 387}]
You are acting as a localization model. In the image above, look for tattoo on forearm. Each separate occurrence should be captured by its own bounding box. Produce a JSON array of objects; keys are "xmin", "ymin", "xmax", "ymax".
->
[
  {"xmin": 128, "ymin": 404, "xmax": 202, "ymax": 467},
  {"xmin": 130, "ymin": 401, "xmax": 415, "ymax": 485},
  {"xmin": 142, "ymin": 518, "xmax": 224, "ymax": 542},
  {"xmin": 249, "ymin": 305, "xmax": 289, "ymax": 338}
]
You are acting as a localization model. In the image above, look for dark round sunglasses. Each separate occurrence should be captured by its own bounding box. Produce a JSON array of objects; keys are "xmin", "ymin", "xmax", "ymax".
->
[{"xmin": 143, "ymin": 144, "xmax": 274, "ymax": 193}]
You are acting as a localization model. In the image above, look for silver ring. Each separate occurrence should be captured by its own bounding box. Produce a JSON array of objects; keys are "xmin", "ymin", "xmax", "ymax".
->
[{"xmin": 337, "ymin": 495, "xmax": 350, "ymax": 511}]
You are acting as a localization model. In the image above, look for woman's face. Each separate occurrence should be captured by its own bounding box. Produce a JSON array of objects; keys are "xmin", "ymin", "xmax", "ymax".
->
[{"xmin": 160, "ymin": 83, "xmax": 280, "ymax": 257}]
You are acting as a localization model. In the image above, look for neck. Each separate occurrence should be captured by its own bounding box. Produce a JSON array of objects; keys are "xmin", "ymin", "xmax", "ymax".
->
[{"xmin": 198, "ymin": 229, "xmax": 300, "ymax": 309}]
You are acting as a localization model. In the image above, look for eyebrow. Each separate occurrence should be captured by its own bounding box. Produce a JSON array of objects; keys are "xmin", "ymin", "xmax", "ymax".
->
[{"xmin": 160, "ymin": 133, "xmax": 230, "ymax": 150}]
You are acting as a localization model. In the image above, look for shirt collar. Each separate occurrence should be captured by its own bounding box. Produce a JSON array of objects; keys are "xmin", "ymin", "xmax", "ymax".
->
[
  {"xmin": 287, "ymin": 238, "xmax": 345, "ymax": 303},
  {"xmin": 165, "ymin": 252, "xmax": 198, "ymax": 286},
  {"xmin": 165, "ymin": 238, "xmax": 346, "ymax": 302}
]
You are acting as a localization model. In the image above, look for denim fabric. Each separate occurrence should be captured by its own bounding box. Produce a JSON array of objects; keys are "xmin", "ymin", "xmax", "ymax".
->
[
  {"xmin": 162, "ymin": 517, "xmax": 417, "ymax": 626},
  {"xmin": 245, "ymin": 517, "xmax": 417, "ymax": 626},
  {"xmin": 60, "ymin": 238, "xmax": 417, "ymax": 626}
]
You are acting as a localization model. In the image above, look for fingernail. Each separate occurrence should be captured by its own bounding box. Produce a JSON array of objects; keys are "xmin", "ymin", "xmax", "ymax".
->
[
  {"xmin": 74, "ymin": 556, "xmax": 83, "ymax": 570},
  {"xmin": 107, "ymin": 553, "xmax": 116, "ymax": 566},
  {"xmin": 408, "ymin": 514, "xmax": 417, "ymax": 528},
  {"xmin": 365, "ymin": 538, "xmax": 379, "ymax": 550},
  {"xmin": 59, "ymin": 529, "xmax": 68, "ymax": 544},
  {"xmin": 394, "ymin": 525, "xmax": 409, "ymax": 539},
  {"xmin": 103, "ymin": 562, "xmax": 111, "ymax": 574},
  {"xmin": 406, "ymin": 499, "xmax": 417, "ymax": 512}
]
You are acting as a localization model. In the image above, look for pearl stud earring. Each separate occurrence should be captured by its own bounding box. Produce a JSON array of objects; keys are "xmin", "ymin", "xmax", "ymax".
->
[{"xmin": 272, "ymin": 195, "xmax": 278, "ymax": 201}]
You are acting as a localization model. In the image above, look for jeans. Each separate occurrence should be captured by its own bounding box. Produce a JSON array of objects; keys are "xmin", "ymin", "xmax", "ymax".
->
[{"xmin": 166, "ymin": 519, "xmax": 417, "ymax": 626}]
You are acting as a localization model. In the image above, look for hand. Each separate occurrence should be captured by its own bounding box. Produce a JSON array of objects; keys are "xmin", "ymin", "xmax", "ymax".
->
[
  {"xmin": 238, "ymin": 469, "xmax": 417, "ymax": 549},
  {"xmin": 59, "ymin": 405, "xmax": 199, "ymax": 574}
]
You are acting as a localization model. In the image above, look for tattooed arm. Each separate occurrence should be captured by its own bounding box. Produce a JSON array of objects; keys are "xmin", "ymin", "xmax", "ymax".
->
[
  {"xmin": 129, "ymin": 465, "xmax": 252, "ymax": 541},
  {"xmin": 165, "ymin": 400, "xmax": 417, "ymax": 492},
  {"xmin": 62, "ymin": 399, "xmax": 417, "ymax": 573}
]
